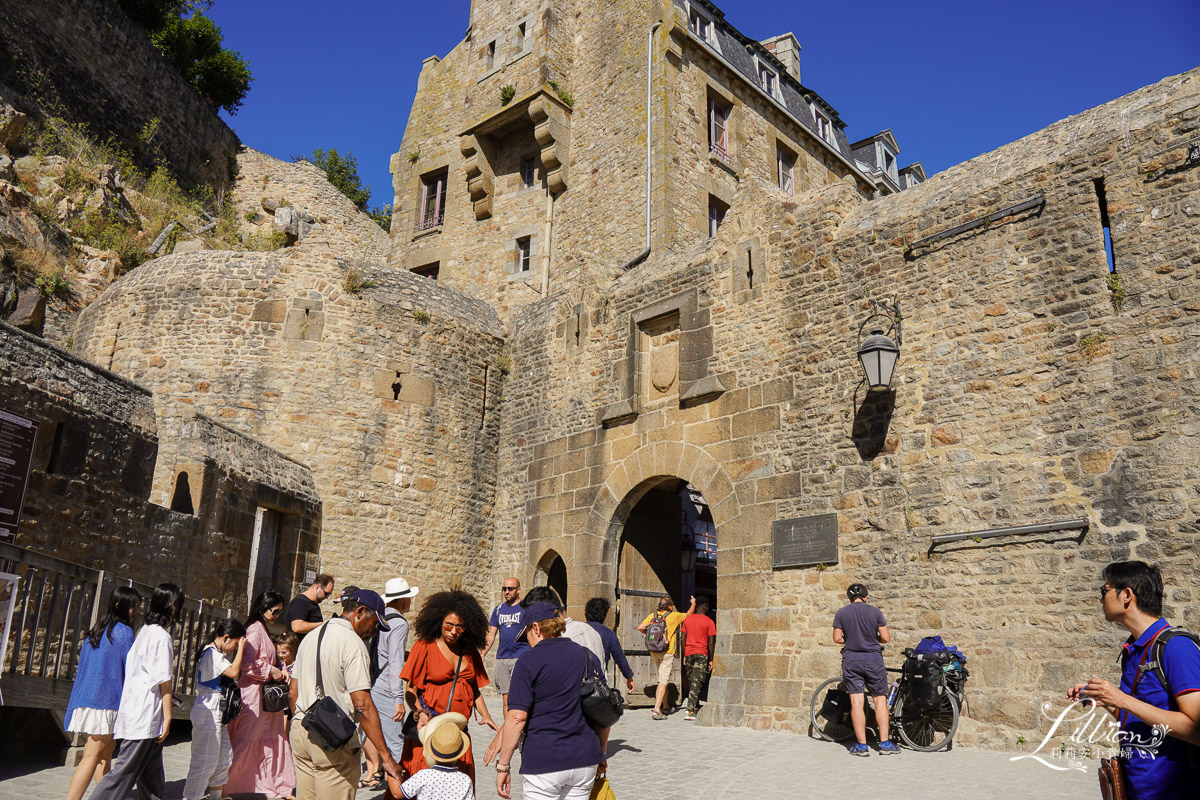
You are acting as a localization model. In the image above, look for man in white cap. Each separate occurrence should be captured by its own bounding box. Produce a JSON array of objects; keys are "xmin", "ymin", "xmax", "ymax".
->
[{"xmin": 375, "ymin": 577, "xmax": 418, "ymax": 798}]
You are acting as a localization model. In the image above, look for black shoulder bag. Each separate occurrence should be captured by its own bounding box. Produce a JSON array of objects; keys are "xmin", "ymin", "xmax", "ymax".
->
[
  {"xmin": 580, "ymin": 647, "xmax": 623, "ymax": 729},
  {"xmin": 299, "ymin": 623, "xmax": 358, "ymax": 751},
  {"xmin": 401, "ymin": 649, "xmax": 464, "ymax": 741}
]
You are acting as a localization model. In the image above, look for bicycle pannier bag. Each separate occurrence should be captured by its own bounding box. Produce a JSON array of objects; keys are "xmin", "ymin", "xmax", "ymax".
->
[
  {"xmin": 904, "ymin": 654, "xmax": 946, "ymax": 710},
  {"xmin": 645, "ymin": 612, "xmax": 669, "ymax": 653},
  {"xmin": 819, "ymin": 685, "xmax": 850, "ymax": 726}
]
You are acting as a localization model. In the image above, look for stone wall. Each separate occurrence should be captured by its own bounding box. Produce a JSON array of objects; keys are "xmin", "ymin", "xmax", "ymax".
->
[
  {"xmin": 0, "ymin": 0, "xmax": 240, "ymax": 189},
  {"xmin": 0, "ymin": 322, "xmax": 317, "ymax": 607},
  {"xmin": 494, "ymin": 67, "xmax": 1200, "ymax": 747},
  {"xmin": 233, "ymin": 148, "xmax": 390, "ymax": 261},
  {"xmin": 73, "ymin": 248, "xmax": 506, "ymax": 600}
]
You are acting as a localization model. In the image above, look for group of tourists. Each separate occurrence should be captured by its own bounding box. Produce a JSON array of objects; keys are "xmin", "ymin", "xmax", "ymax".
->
[{"xmin": 58, "ymin": 571, "xmax": 718, "ymax": 800}]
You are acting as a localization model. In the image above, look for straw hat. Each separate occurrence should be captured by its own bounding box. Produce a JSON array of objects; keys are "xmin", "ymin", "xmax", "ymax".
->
[{"xmin": 419, "ymin": 712, "xmax": 470, "ymax": 767}]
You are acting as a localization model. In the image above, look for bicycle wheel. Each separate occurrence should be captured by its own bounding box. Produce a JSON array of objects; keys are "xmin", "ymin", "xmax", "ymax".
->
[
  {"xmin": 894, "ymin": 689, "xmax": 959, "ymax": 751},
  {"xmin": 809, "ymin": 677, "xmax": 855, "ymax": 743}
]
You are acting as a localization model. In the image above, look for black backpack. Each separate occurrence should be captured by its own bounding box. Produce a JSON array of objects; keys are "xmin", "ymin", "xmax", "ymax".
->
[{"xmin": 1127, "ymin": 627, "xmax": 1200, "ymax": 709}]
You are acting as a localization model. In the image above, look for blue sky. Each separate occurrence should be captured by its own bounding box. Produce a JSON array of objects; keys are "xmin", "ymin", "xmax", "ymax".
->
[{"xmin": 208, "ymin": 0, "xmax": 1200, "ymax": 211}]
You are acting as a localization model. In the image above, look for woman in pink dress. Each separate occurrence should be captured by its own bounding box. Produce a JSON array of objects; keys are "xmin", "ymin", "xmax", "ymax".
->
[{"xmin": 226, "ymin": 591, "xmax": 294, "ymax": 798}]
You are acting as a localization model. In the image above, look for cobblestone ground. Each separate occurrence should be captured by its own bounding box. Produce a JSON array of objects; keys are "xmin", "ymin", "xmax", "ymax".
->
[{"xmin": 0, "ymin": 696, "xmax": 1094, "ymax": 799}]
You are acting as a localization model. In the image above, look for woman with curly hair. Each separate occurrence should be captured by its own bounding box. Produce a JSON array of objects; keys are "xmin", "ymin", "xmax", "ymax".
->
[{"xmin": 397, "ymin": 589, "xmax": 499, "ymax": 790}]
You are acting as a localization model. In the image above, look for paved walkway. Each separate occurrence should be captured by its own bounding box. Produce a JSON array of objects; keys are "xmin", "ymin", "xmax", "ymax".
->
[{"xmin": 1, "ymin": 697, "xmax": 1094, "ymax": 799}]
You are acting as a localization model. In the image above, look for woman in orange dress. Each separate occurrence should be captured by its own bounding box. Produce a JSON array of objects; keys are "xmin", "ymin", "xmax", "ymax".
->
[{"xmin": 398, "ymin": 590, "xmax": 499, "ymax": 790}]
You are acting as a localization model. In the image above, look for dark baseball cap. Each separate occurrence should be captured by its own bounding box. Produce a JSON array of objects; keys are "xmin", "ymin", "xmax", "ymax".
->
[
  {"xmin": 516, "ymin": 601, "xmax": 559, "ymax": 643},
  {"xmin": 351, "ymin": 589, "xmax": 391, "ymax": 631},
  {"xmin": 336, "ymin": 585, "xmax": 361, "ymax": 604}
]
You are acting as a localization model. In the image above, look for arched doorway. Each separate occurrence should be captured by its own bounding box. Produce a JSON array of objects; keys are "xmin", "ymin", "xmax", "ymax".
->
[
  {"xmin": 615, "ymin": 478, "xmax": 717, "ymax": 705},
  {"xmin": 536, "ymin": 550, "xmax": 569, "ymax": 608}
]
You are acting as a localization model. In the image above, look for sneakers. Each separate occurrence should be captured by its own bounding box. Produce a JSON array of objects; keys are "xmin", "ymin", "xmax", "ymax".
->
[
  {"xmin": 684, "ymin": 711, "xmax": 696, "ymax": 720},
  {"xmin": 651, "ymin": 710, "xmax": 667, "ymax": 720},
  {"xmin": 849, "ymin": 743, "xmax": 871, "ymax": 757},
  {"xmin": 878, "ymin": 740, "xmax": 901, "ymax": 754}
]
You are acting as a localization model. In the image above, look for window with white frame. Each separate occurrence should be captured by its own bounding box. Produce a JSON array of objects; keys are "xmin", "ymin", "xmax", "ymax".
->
[
  {"xmin": 757, "ymin": 61, "xmax": 778, "ymax": 97},
  {"xmin": 708, "ymin": 195, "xmax": 729, "ymax": 238},
  {"xmin": 417, "ymin": 168, "xmax": 447, "ymax": 231},
  {"xmin": 777, "ymin": 142, "xmax": 796, "ymax": 195},
  {"xmin": 811, "ymin": 103, "xmax": 834, "ymax": 145},
  {"xmin": 521, "ymin": 156, "xmax": 537, "ymax": 189},
  {"xmin": 517, "ymin": 236, "xmax": 532, "ymax": 272},
  {"xmin": 707, "ymin": 95, "xmax": 730, "ymax": 162}
]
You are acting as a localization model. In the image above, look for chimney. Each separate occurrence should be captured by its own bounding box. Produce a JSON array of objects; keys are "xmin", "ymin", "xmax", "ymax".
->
[{"xmin": 758, "ymin": 33, "xmax": 800, "ymax": 82}]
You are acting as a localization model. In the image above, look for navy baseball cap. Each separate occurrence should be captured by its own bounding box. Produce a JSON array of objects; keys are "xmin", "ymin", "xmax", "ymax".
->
[
  {"xmin": 516, "ymin": 601, "xmax": 559, "ymax": 643},
  {"xmin": 351, "ymin": 589, "xmax": 391, "ymax": 631}
]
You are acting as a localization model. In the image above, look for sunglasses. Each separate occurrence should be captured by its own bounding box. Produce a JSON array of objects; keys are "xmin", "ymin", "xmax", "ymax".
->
[
  {"xmin": 502, "ymin": 587, "xmax": 520, "ymax": 592},
  {"xmin": 1100, "ymin": 585, "xmax": 1115, "ymax": 601},
  {"xmin": 443, "ymin": 622, "xmax": 466, "ymax": 632}
]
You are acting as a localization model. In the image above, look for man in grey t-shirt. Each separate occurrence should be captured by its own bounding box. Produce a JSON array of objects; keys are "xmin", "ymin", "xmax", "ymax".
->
[{"xmin": 832, "ymin": 583, "xmax": 899, "ymax": 756}]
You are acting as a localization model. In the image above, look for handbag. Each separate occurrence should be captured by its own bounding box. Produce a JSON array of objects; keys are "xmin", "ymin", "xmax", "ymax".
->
[
  {"xmin": 579, "ymin": 649, "xmax": 623, "ymax": 729},
  {"xmin": 299, "ymin": 623, "xmax": 358, "ymax": 751},
  {"xmin": 262, "ymin": 679, "xmax": 290, "ymax": 714},
  {"xmin": 218, "ymin": 674, "xmax": 242, "ymax": 725},
  {"xmin": 1098, "ymin": 757, "xmax": 1127, "ymax": 800},
  {"xmin": 590, "ymin": 776, "xmax": 615, "ymax": 800},
  {"xmin": 401, "ymin": 650, "xmax": 464, "ymax": 742}
]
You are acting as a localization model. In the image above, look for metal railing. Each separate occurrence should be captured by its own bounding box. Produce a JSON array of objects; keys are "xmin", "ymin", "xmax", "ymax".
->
[
  {"xmin": 416, "ymin": 209, "xmax": 444, "ymax": 232},
  {"xmin": 709, "ymin": 141, "xmax": 730, "ymax": 163},
  {"xmin": 0, "ymin": 541, "xmax": 235, "ymax": 710}
]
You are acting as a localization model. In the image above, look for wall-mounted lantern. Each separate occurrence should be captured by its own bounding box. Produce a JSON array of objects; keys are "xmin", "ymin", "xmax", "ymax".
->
[{"xmin": 856, "ymin": 298, "xmax": 902, "ymax": 391}]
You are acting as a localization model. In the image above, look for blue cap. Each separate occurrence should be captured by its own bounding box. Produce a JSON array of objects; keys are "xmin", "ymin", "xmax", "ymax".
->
[
  {"xmin": 351, "ymin": 589, "xmax": 391, "ymax": 631},
  {"xmin": 516, "ymin": 601, "xmax": 559, "ymax": 643}
]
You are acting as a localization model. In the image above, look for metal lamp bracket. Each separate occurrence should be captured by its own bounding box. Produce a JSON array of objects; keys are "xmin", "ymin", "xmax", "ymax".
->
[{"xmin": 857, "ymin": 297, "xmax": 902, "ymax": 349}]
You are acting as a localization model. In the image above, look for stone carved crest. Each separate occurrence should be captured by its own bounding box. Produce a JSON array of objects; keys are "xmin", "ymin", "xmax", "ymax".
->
[{"xmin": 650, "ymin": 349, "xmax": 677, "ymax": 394}]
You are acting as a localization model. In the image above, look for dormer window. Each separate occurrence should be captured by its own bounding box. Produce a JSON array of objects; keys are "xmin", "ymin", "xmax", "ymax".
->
[
  {"xmin": 811, "ymin": 103, "xmax": 834, "ymax": 145},
  {"xmin": 689, "ymin": 8, "xmax": 712, "ymax": 42},
  {"xmin": 882, "ymin": 147, "xmax": 897, "ymax": 182},
  {"xmin": 758, "ymin": 62, "xmax": 778, "ymax": 97}
]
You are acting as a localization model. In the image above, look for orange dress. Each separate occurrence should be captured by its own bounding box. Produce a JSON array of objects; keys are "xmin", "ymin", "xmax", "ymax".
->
[{"xmin": 399, "ymin": 638, "xmax": 489, "ymax": 784}]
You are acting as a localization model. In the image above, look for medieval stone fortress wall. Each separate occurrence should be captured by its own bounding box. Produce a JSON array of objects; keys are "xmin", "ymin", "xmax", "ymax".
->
[{"xmin": 0, "ymin": 0, "xmax": 1197, "ymax": 751}]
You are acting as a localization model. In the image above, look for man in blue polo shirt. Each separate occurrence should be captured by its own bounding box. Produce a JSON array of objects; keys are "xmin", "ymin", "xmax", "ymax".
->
[
  {"xmin": 1070, "ymin": 561, "xmax": 1200, "ymax": 799},
  {"xmin": 484, "ymin": 577, "xmax": 529, "ymax": 715}
]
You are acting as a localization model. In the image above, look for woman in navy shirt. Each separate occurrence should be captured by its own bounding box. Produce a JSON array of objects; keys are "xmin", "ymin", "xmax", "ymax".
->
[
  {"xmin": 491, "ymin": 601, "xmax": 603, "ymax": 800},
  {"xmin": 64, "ymin": 586, "xmax": 141, "ymax": 800}
]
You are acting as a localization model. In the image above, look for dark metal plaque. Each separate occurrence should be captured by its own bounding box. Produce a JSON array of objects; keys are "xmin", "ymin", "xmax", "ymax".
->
[
  {"xmin": 0, "ymin": 409, "xmax": 39, "ymax": 544},
  {"xmin": 772, "ymin": 514, "xmax": 838, "ymax": 569}
]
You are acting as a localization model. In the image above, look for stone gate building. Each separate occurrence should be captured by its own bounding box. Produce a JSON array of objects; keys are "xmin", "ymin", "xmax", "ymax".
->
[{"xmin": 46, "ymin": 0, "xmax": 1200, "ymax": 747}]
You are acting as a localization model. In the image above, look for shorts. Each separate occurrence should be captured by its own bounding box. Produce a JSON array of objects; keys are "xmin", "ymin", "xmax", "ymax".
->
[
  {"xmin": 494, "ymin": 657, "xmax": 519, "ymax": 694},
  {"xmin": 842, "ymin": 656, "xmax": 888, "ymax": 696},
  {"xmin": 651, "ymin": 650, "xmax": 675, "ymax": 685}
]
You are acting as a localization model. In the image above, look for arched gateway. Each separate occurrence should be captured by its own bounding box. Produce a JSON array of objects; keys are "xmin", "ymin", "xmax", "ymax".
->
[{"xmin": 587, "ymin": 442, "xmax": 741, "ymax": 704}]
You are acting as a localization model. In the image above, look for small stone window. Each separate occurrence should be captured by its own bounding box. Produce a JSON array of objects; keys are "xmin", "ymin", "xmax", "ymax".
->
[
  {"xmin": 513, "ymin": 21, "xmax": 530, "ymax": 58},
  {"xmin": 708, "ymin": 95, "xmax": 730, "ymax": 163},
  {"xmin": 171, "ymin": 471, "xmax": 195, "ymax": 515},
  {"xmin": 777, "ymin": 142, "xmax": 796, "ymax": 195},
  {"xmin": 708, "ymin": 195, "xmax": 728, "ymax": 238},
  {"xmin": 486, "ymin": 39, "xmax": 496, "ymax": 71},
  {"xmin": 517, "ymin": 236, "xmax": 532, "ymax": 272},
  {"xmin": 521, "ymin": 156, "xmax": 537, "ymax": 189},
  {"xmin": 412, "ymin": 262, "xmax": 440, "ymax": 280}
]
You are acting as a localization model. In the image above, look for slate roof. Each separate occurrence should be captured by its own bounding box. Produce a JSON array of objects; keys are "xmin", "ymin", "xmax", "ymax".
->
[{"xmin": 675, "ymin": 0, "xmax": 856, "ymax": 165}]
